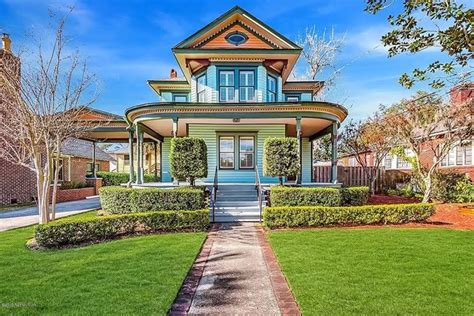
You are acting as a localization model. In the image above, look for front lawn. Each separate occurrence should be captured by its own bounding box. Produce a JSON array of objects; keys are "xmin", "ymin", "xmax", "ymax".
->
[
  {"xmin": 268, "ymin": 228, "xmax": 474, "ymax": 315},
  {"xmin": 0, "ymin": 216, "xmax": 206, "ymax": 315}
]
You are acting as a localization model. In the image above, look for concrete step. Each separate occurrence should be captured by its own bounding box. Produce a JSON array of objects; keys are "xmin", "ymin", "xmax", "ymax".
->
[
  {"xmin": 216, "ymin": 196, "xmax": 258, "ymax": 202},
  {"xmin": 213, "ymin": 206, "xmax": 260, "ymax": 213},
  {"xmin": 217, "ymin": 191, "xmax": 258, "ymax": 197},
  {"xmin": 215, "ymin": 200, "xmax": 259, "ymax": 206},
  {"xmin": 217, "ymin": 185, "xmax": 256, "ymax": 192},
  {"xmin": 212, "ymin": 215, "xmax": 262, "ymax": 222}
]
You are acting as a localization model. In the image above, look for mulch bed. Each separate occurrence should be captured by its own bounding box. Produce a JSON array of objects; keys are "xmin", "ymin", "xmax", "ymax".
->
[{"xmin": 368, "ymin": 194, "xmax": 420, "ymax": 205}]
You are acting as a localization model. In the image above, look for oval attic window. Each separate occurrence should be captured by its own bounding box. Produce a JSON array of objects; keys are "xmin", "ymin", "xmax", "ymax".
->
[{"xmin": 225, "ymin": 31, "xmax": 248, "ymax": 46}]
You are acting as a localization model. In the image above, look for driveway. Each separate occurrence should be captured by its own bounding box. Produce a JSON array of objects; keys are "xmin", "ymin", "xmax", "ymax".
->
[{"xmin": 0, "ymin": 197, "xmax": 101, "ymax": 232}]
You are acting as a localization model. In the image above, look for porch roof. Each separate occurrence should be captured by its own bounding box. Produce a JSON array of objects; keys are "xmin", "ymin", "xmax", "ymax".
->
[{"xmin": 125, "ymin": 101, "xmax": 347, "ymax": 140}]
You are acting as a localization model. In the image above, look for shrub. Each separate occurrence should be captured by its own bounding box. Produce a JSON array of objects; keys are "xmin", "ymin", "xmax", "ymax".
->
[
  {"xmin": 170, "ymin": 137, "xmax": 207, "ymax": 186},
  {"xmin": 99, "ymin": 186, "xmax": 207, "ymax": 214},
  {"xmin": 270, "ymin": 186, "xmax": 341, "ymax": 207},
  {"xmin": 432, "ymin": 171, "xmax": 474, "ymax": 203},
  {"xmin": 97, "ymin": 171, "xmax": 157, "ymax": 186},
  {"xmin": 340, "ymin": 187, "xmax": 370, "ymax": 206},
  {"xmin": 263, "ymin": 138, "xmax": 300, "ymax": 184},
  {"xmin": 35, "ymin": 210, "xmax": 209, "ymax": 248},
  {"xmin": 263, "ymin": 203, "xmax": 434, "ymax": 229}
]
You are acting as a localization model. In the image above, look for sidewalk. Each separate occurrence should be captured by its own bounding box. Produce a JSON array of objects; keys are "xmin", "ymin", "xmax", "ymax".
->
[
  {"xmin": 0, "ymin": 197, "xmax": 100, "ymax": 232},
  {"xmin": 171, "ymin": 223, "xmax": 300, "ymax": 315}
]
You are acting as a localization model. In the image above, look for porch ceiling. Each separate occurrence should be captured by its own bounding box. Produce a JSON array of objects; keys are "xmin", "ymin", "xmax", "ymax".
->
[{"xmin": 141, "ymin": 117, "xmax": 333, "ymax": 138}]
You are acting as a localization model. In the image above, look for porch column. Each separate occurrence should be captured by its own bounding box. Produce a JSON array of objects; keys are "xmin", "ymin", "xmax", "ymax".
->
[
  {"xmin": 296, "ymin": 117, "xmax": 302, "ymax": 184},
  {"xmin": 136, "ymin": 124, "xmax": 144, "ymax": 184},
  {"xmin": 172, "ymin": 118, "xmax": 178, "ymax": 185},
  {"xmin": 92, "ymin": 141, "xmax": 97, "ymax": 178},
  {"xmin": 127, "ymin": 126, "xmax": 135, "ymax": 186},
  {"xmin": 331, "ymin": 122, "xmax": 338, "ymax": 184},
  {"xmin": 153, "ymin": 141, "xmax": 158, "ymax": 181}
]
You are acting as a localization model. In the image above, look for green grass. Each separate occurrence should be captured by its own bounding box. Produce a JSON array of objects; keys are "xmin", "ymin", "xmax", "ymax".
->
[
  {"xmin": 268, "ymin": 228, "xmax": 474, "ymax": 315},
  {"xmin": 0, "ymin": 213, "xmax": 206, "ymax": 315}
]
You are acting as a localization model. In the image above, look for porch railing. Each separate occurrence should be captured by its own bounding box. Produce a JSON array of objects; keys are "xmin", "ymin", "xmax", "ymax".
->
[
  {"xmin": 210, "ymin": 166, "xmax": 218, "ymax": 222},
  {"xmin": 255, "ymin": 164, "xmax": 263, "ymax": 222}
]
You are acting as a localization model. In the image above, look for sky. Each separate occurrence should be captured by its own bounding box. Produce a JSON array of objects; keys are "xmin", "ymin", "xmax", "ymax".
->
[{"xmin": 0, "ymin": 0, "xmax": 459, "ymax": 121}]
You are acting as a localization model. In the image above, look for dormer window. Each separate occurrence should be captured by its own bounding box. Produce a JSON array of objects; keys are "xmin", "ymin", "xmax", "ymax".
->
[{"xmin": 225, "ymin": 31, "xmax": 248, "ymax": 46}]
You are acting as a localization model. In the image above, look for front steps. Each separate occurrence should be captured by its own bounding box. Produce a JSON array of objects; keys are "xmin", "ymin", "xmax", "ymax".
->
[{"xmin": 210, "ymin": 184, "xmax": 262, "ymax": 222}]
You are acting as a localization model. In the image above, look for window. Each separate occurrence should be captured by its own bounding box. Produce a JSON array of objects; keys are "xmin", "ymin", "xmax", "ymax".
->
[
  {"xmin": 384, "ymin": 155, "xmax": 393, "ymax": 169},
  {"xmin": 53, "ymin": 159, "xmax": 64, "ymax": 181},
  {"xmin": 124, "ymin": 154, "xmax": 130, "ymax": 166},
  {"xmin": 225, "ymin": 31, "xmax": 248, "ymax": 46},
  {"xmin": 396, "ymin": 156, "xmax": 410, "ymax": 169},
  {"xmin": 239, "ymin": 70, "xmax": 255, "ymax": 102},
  {"xmin": 286, "ymin": 95, "xmax": 300, "ymax": 102},
  {"xmin": 441, "ymin": 141, "xmax": 473, "ymax": 166},
  {"xmin": 86, "ymin": 162, "xmax": 100, "ymax": 175},
  {"xmin": 173, "ymin": 94, "xmax": 188, "ymax": 102},
  {"xmin": 239, "ymin": 136, "xmax": 255, "ymax": 169},
  {"xmin": 197, "ymin": 73, "xmax": 206, "ymax": 102},
  {"xmin": 219, "ymin": 136, "xmax": 234, "ymax": 169},
  {"xmin": 267, "ymin": 75, "xmax": 276, "ymax": 102},
  {"xmin": 219, "ymin": 71, "xmax": 235, "ymax": 102}
]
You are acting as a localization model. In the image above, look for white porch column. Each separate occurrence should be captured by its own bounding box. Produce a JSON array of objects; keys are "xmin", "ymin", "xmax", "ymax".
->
[
  {"xmin": 92, "ymin": 141, "xmax": 97, "ymax": 178},
  {"xmin": 172, "ymin": 118, "xmax": 178, "ymax": 185},
  {"xmin": 331, "ymin": 122, "xmax": 338, "ymax": 184},
  {"xmin": 153, "ymin": 141, "xmax": 158, "ymax": 181},
  {"xmin": 127, "ymin": 126, "xmax": 135, "ymax": 186},
  {"xmin": 136, "ymin": 124, "xmax": 144, "ymax": 184}
]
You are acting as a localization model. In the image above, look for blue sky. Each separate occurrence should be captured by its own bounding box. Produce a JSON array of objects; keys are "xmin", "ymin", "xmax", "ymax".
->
[{"xmin": 0, "ymin": 0, "xmax": 451, "ymax": 120}]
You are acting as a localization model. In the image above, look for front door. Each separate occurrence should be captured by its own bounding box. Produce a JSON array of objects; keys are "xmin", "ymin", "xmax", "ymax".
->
[{"xmin": 218, "ymin": 134, "xmax": 255, "ymax": 170}]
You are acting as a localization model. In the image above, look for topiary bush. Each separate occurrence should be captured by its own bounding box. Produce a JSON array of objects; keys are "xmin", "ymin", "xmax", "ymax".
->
[
  {"xmin": 263, "ymin": 138, "xmax": 300, "ymax": 185},
  {"xmin": 340, "ymin": 187, "xmax": 370, "ymax": 206},
  {"xmin": 99, "ymin": 186, "xmax": 207, "ymax": 214},
  {"xmin": 97, "ymin": 171, "xmax": 156, "ymax": 186},
  {"xmin": 170, "ymin": 137, "xmax": 207, "ymax": 185},
  {"xmin": 270, "ymin": 186, "xmax": 341, "ymax": 207},
  {"xmin": 263, "ymin": 203, "xmax": 434, "ymax": 229},
  {"xmin": 35, "ymin": 210, "xmax": 209, "ymax": 248}
]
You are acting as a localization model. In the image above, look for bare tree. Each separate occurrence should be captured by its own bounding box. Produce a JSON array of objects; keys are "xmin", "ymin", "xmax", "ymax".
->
[
  {"xmin": 382, "ymin": 91, "xmax": 473, "ymax": 202},
  {"xmin": 339, "ymin": 113, "xmax": 394, "ymax": 195},
  {"xmin": 295, "ymin": 27, "xmax": 346, "ymax": 100},
  {"xmin": 0, "ymin": 10, "xmax": 98, "ymax": 223}
]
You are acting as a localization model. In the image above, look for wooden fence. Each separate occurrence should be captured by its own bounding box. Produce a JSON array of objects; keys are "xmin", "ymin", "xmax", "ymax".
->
[{"xmin": 313, "ymin": 166, "xmax": 385, "ymax": 192}]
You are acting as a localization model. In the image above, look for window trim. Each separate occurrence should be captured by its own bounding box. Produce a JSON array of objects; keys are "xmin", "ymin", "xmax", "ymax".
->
[
  {"xmin": 267, "ymin": 74, "xmax": 277, "ymax": 102},
  {"xmin": 441, "ymin": 140, "xmax": 473, "ymax": 167},
  {"xmin": 239, "ymin": 136, "xmax": 255, "ymax": 169},
  {"xmin": 238, "ymin": 70, "xmax": 256, "ymax": 102},
  {"xmin": 196, "ymin": 73, "xmax": 207, "ymax": 102},
  {"xmin": 219, "ymin": 136, "xmax": 235, "ymax": 169},
  {"xmin": 219, "ymin": 70, "xmax": 235, "ymax": 103},
  {"xmin": 172, "ymin": 93, "xmax": 188, "ymax": 102}
]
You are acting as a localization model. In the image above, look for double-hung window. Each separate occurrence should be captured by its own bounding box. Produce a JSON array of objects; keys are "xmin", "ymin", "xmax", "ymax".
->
[
  {"xmin": 267, "ymin": 75, "xmax": 276, "ymax": 102},
  {"xmin": 239, "ymin": 136, "xmax": 255, "ymax": 169},
  {"xmin": 441, "ymin": 141, "xmax": 473, "ymax": 166},
  {"xmin": 219, "ymin": 71, "xmax": 235, "ymax": 102},
  {"xmin": 197, "ymin": 74, "xmax": 206, "ymax": 102},
  {"xmin": 239, "ymin": 70, "xmax": 255, "ymax": 102},
  {"xmin": 219, "ymin": 136, "xmax": 235, "ymax": 169}
]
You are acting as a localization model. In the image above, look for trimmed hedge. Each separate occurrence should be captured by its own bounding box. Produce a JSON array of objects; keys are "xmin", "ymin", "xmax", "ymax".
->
[
  {"xmin": 270, "ymin": 186, "xmax": 370, "ymax": 207},
  {"xmin": 35, "ymin": 210, "xmax": 209, "ymax": 248},
  {"xmin": 99, "ymin": 186, "xmax": 207, "ymax": 214},
  {"xmin": 271, "ymin": 186, "xmax": 341, "ymax": 207},
  {"xmin": 96, "ymin": 171, "xmax": 156, "ymax": 186},
  {"xmin": 263, "ymin": 203, "xmax": 434, "ymax": 229},
  {"xmin": 340, "ymin": 187, "xmax": 370, "ymax": 206}
]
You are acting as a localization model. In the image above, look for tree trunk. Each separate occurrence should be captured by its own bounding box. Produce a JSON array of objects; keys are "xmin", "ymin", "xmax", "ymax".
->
[
  {"xmin": 370, "ymin": 176, "xmax": 377, "ymax": 196},
  {"xmin": 50, "ymin": 139, "xmax": 62, "ymax": 221},
  {"xmin": 422, "ymin": 176, "xmax": 432, "ymax": 203},
  {"xmin": 36, "ymin": 169, "xmax": 50, "ymax": 224}
]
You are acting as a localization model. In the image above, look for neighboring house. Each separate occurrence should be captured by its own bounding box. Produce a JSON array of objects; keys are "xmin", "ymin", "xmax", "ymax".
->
[
  {"xmin": 339, "ymin": 84, "xmax": 473, "ymax": 180},
  {"xmin": 0, "ymin": 34, "xmax": 115, "ymax": 205},
  {"xmin": 82, "ymin": 6, "xmax": 348, "ymax": 184},
  {"xmin": 107, "ymin": 144, "xmax": 158, "ymax": 174},
  {"xmin": 55, "ymin": 138, "xmax": 114, "ymax": 183}
]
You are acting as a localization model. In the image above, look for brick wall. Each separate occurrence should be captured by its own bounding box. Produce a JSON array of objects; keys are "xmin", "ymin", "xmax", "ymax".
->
[
  {"xmin": 63, "ymin": 157, "xmax": 110, "ymax": 183},
  {"xmin": 0, "ymin": 158, "xmax": 36, "ymax": 205},
  {"xmin": 54, "ymin": 187, "xmax": 96, "ymax": 203}
]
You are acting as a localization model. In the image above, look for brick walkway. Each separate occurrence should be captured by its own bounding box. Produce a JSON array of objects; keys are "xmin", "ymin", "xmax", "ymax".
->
[{"xmin": 170, "ymin": 223, "xmax": 300, "ymax": 315}]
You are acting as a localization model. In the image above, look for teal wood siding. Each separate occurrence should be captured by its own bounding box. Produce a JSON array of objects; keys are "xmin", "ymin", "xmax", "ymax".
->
[
  {"xmin": 161, "ymin": 137, "xmax": 172, "ymax": 182},
  {"xmin": 187, "ymin": 124, "xmax": 286, "ymax": 183},
  {"xmin": 277, "ymin": 76, "xmax": 283, "ymax": 101},
  {"xmin": 301, "ymin": 138, "xmax": 312, "ymax": 183},
  {"xmin": 301, "ymin": 92, "xmax": 312, "ymax": 101},
  {"xmin": 257, "ymin": 65, "xmax": 267, "ymax": 102}
]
